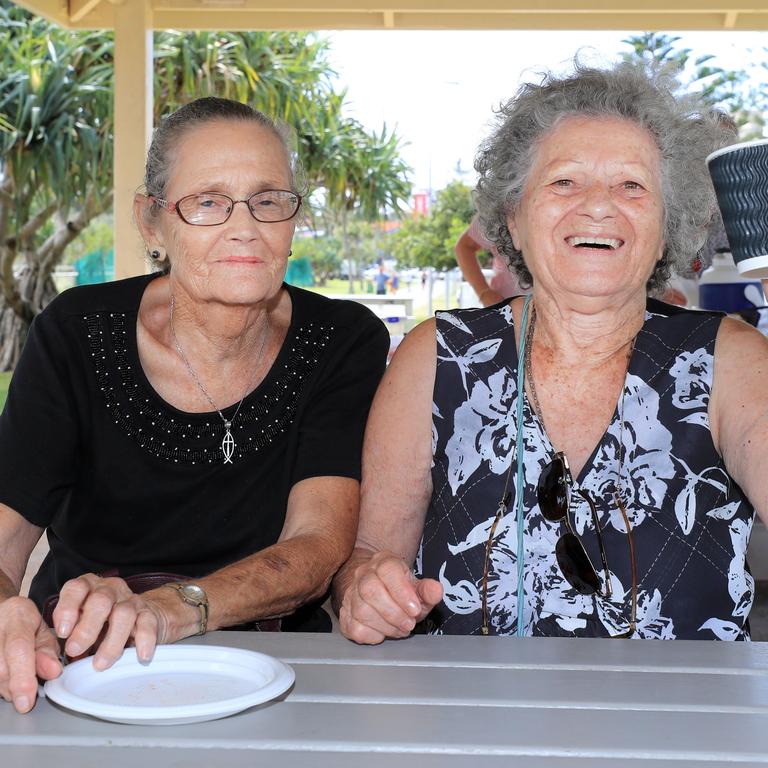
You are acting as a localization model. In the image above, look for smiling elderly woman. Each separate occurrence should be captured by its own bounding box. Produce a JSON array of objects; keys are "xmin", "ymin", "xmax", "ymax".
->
[
  {"xmin": 333, "ymin": 62, "xmax": 768, "ymax": 643},
  {"xmin": 0, "ymin": 97, "xmax": 388, "ymax": 713}
]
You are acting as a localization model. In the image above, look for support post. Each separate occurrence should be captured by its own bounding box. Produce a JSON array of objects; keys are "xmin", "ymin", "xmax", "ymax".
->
[{"xmin": 112, "ymin": 0, "xmax": 153, "ymax": 280}]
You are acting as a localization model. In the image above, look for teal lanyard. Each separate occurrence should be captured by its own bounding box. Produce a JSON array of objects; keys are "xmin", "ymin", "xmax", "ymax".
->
[{"xmin": 514, "ymin": 294, "xmax": 533, "ymax": 636}]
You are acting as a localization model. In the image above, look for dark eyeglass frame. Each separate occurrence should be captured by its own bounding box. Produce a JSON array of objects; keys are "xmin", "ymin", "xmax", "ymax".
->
[
  {"xmin": 480, "ymin": 453, "xmax": 638, "ymax": 639},
  {"xmin": 537, "ymin": 452, "xmax": 612, "ymax": 599},
  {"xmin": 150, "ymin": 189, "xmax": 302, "ymax": 226},
  {"xmin": 536, "ymin": 452, "xmax": 637, "ymax": 639}
]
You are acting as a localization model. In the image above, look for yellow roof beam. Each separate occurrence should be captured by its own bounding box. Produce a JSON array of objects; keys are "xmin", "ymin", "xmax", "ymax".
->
[
  {"xmin": 10, "ymin": 0, "xmax": 768, "ymax": 30},
  {"xmin": 69, "ymin": 0, "xmax": 104, "ymax": 23}
]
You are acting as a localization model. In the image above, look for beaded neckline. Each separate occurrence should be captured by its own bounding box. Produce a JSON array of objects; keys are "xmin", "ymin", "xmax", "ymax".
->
[{"xmin": 84, "ymin": 310, "xmax": 333, "ymax": 465}]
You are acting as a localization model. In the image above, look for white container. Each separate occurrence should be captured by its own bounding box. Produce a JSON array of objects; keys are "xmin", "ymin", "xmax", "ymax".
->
[{"xmin": 698, "ymin": 251, "xmax": 765, "ymax": 313}]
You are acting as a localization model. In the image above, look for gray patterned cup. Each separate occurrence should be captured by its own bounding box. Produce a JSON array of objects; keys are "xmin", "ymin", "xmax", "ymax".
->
[{"xmin": 706, "ymin": 139, "xmax": 768, "ymax": 278}]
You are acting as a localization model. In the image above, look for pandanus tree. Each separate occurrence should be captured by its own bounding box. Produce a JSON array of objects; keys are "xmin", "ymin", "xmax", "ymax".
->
[
  {"xmin": 621, "ymin": 32, "xmax": 767, "ymax": 138},
  {"xmin": 0, "ymin": 4, "xmax": 411, "ymax": 370},
  {"xmin": 0, "ymin": 6, "xmax": 113, "ymax": 370},
  {"xmin": 316, "ymin": 116, "xmax": 412, "ymax": 291}
]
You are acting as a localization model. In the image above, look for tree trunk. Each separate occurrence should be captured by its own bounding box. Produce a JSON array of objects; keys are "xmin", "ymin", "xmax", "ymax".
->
[
  {"xmin": 0, "ymin": 263, "xmax": 58, "ymax": 371},
  {"xmin": 343, "ymin": 211, "xmax": 353, "ymax": 294}
]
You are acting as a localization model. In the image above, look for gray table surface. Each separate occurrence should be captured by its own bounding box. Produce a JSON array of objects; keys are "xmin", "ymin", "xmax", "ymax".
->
[{"xmin": 2, "ymin": 631, "xmax": 768, "ymax": 767}]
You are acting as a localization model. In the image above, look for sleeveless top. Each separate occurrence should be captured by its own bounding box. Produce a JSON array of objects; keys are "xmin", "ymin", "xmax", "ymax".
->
[{"xmin": 420, "ymin": 298, "xmax": 755, "ymax": 640}]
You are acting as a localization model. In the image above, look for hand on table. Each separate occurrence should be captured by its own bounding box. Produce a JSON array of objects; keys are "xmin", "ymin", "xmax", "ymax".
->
[
  {"xmin": 339, "ymin": 551, "xmax": 443, "ymax": 644},
  {"xmin": 52, "ymin": 573, "xmax": 174, "ymax": 673},
  {"xmin": 0, "ymin": 595, "xmax": 62, "ymax": 713}
]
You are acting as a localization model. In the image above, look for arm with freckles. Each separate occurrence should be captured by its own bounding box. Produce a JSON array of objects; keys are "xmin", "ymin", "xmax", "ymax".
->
[
  {"xmin": 0, "ymin": 503, "xmax": 61, "ymax": 714},
  {"xmin": 710, "ymin": 317, "xmax": 768, "ymax": 523},
  {"xmin": 54, "ymin": 304, "xmax": 391, "ymax": 669},
  {"xmin": 332, "ymin": 319, "xmax": 443, "ymax": 645},
  {"xmin": 54, "ymin": 475, "xmax": 360, "ymax": 670},
  {"xmin": 455, "ymin": 229, "xmax": 503, "ymax": 307}
]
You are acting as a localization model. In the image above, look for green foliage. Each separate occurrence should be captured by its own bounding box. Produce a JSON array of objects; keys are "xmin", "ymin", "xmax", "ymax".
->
[
  {"xmin": 0, "ymin": 2, "xmax": 411, "ymax": 257},
  {"xmin": 294, "ymin": 218, "xmax": 397, "ymax": 288},
  {"xmin": 391, "ymin": 181, "xmax": 474, "ymax": 270},
  {"xmin": 151, "ymin": 29, "xmax": 413, "ymax": 219},
  {"xmin": 0, "ymin": 1, "xmax": 412, "ymax": 368},
  {"xmin": 621, "ymin": 32, "xmax": 768, "ymax": 139},
  {"xmin": 320, "ymin": 121, "xmax": 412, "ymax": 218},
  {"xmin": 0, "ymin": 369, "xmax": 10, "ymax": 410},
  {"xmin": 291, "ymin": 233, "xmax": 342, "ymax": 285},
  {"xmin": 0, "ymin": 2, "xmax": 114, "ymax": 226},
  {"xmin": 63, "ymin": 214, "xmax": 114, "ymax": 264}
]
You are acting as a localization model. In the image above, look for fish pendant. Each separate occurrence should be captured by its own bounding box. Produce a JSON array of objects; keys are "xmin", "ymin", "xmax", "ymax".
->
[{"xmin": 222, "ymin": 421, "xmax": 235, "ymax": 464}]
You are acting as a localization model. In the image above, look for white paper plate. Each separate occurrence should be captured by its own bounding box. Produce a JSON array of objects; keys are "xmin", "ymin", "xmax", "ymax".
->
[{"xmin": 44, "ymin": 644, "xmax": 294, "ymax": 725}]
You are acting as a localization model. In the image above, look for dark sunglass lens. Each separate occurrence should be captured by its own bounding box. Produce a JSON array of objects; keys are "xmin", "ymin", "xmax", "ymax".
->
[
  {"xmin": 556, "ymin": 533, "xmax": 601, "ymax": 595},
  {"xmin": 538, "ymin": 458, "xmax": 568, "ymax": 521}
]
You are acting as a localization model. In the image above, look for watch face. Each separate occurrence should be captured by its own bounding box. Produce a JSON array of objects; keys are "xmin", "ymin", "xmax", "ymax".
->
[{"xmin": 180, "ymin": 584, "xmax": 206, "ymax": 603}]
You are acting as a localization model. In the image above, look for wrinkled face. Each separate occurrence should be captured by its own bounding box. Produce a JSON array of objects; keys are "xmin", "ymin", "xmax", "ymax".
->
[
  {"xmin": 507, "ymin": 115, "xmax": 665, "ymax": 302},
  {"xmin": 143, "ymin": 119, "xmax": 296, "ymax": 306}
]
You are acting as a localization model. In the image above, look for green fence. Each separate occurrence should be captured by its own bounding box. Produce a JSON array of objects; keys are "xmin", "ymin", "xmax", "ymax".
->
[{"xmin": 0, "ymin": 371, "xmax": 11, "ymax": 412}]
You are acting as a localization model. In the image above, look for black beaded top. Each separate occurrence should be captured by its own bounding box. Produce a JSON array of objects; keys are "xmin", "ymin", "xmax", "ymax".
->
[
  {"xmin": 83, "ymin": 310, "xmax": 332, "ymax": 465},
  {"xmin": 0, "ymin": 274, "xmax": 389, "ymax": 614}
]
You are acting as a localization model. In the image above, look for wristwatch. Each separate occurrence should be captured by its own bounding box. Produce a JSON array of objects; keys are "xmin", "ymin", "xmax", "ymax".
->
[{"xmin": 166, "ymin": 583, "xmax": 209, "ymax": 635}]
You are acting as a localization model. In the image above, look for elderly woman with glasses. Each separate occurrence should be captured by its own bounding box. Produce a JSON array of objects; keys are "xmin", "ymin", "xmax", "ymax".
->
[
  {"xmin": 0, "ymin": 97, "xmax": 388, "ymax": 713},
  {"xmin": 334, "ymin": 62, "xmax": 768, "ymax": 644}
]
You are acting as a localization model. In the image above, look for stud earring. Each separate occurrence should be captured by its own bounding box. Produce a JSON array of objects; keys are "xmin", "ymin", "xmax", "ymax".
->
[
  {"xmin": 288, "ymin": 249, "xmax": 293, "ymax": 257},
  {"xmin": 150, "ymin": 249, "xmax": 161, "ymax": 260}
]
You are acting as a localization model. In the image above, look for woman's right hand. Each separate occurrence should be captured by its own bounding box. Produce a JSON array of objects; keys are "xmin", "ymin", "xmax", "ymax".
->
[
  {"xmin": 52, "ymin": 573, "xmax": 174, "ymax": 672},
  {"xmin": 338, "ymin": 550, "xmax": 443, "ymax": 645},
  {"xmin": 0, "ymin": 596, "xmax": 62, "ymax": 713}
]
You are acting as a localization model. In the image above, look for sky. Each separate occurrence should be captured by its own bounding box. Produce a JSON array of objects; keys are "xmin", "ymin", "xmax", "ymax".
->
[{"xmin": 325, "ymin": 30, "xmax": 768, "ymax": 200}]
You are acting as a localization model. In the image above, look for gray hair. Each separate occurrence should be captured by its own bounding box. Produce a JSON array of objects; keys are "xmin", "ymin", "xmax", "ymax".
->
[
  {"xmin": 142, "ymin": 96, "xmax": 302, "ymax": 271},
  {"xmin": 474, "ymin": 60, "xmax": 737, "ymax": 293}
]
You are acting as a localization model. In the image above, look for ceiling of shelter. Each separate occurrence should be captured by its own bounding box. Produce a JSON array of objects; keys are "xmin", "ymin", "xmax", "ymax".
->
[{"xmin": 13, "ymin": 0, "xmax": 768, "ymax": 30}]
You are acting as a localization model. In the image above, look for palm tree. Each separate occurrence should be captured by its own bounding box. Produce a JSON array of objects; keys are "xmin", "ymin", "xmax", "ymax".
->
[
  {"xmin": 317, "ymin": 118, "xmax": 412, "ymax": 291},
  {"xmin": 621, "ymin": 32, "xmax": 767, "ymax": 138},
  {"xmin": 0, "ymin": 5, "xmax": 114, "ymax": 369},
  {"xmin": 153, "ymin": 30, "xmax": 340, "ymax": 128},
  {"xmin": 0, "ymin": 5, "xmax": 411, "ymax": 369}
]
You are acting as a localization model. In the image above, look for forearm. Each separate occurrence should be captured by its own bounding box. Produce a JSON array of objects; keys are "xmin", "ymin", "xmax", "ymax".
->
[
  {"xmin": 455, "ymin": 240, "xmax": 491, "ymax": 298},
  {"xmin": 331, "ymin": 545, "xmax": 377, "ymax": 615},
  {"xmin": 725, "ymin": 419, "xmax": 768, "ymax": 525},
  {"xmin": 0, "ymin": 569, "xmax": 19, "ymax": 602},
  {"xmin": 0, "ymin": 505, "xmax": 41, "ymax": 601},
  {"xmin": 195, "ymin": 532, "xmax": 351, "ymax": 631}
]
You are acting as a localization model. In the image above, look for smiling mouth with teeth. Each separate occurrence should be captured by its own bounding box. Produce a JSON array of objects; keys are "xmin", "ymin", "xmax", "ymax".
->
[{"xmin": 567, "ymin": 236, "xmax": 623, "ymax": 250}]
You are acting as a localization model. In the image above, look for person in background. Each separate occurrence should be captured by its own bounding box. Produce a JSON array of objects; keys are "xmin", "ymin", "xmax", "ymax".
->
[
  {"xmin": 334, "ymin": 61, "xmax": 768, "ymax": 644},
  {"xmin": 0, "ymin": 96, "xmax": 388, "ymax": 713},
  {"xmin": 455, "ymin": 215, "xmax": 526, "ymax": 306},
  {"xmin": 375, "ymin": 266, "xmax": 389, "ymax": 295}
]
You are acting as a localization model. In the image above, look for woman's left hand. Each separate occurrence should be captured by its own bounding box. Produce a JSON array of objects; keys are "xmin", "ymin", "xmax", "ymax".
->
[{"xmin": 52, "ymin": 574, "xmax": 173, "ymax": 670}]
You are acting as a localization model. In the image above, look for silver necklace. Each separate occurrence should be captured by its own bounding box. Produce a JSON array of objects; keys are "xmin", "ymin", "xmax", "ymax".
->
[{"xmin": 169, "ymin": 295, "xmax": 270, "ymax": 464}]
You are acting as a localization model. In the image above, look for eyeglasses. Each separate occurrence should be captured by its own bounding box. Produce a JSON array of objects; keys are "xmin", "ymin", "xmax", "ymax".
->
[
  {"xmin": 537, "ymin": 452, "xmax": 637, "ymax": 638},
  {"xmin": 537, "ymin": 452, "xmax": 612, "ymax": 598},
  {"xmin": 151, "ymin": 190, "xmax": 302, "ymax": 226},
  {"xmin": 479, "ymin": 450, "xmax": 637, "ymax": 638}
]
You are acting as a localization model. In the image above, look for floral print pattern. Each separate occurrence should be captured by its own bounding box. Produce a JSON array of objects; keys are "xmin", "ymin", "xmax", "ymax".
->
[{"xmin": 421, "ymin": 301, "xmax": 755, "ymax": 640}]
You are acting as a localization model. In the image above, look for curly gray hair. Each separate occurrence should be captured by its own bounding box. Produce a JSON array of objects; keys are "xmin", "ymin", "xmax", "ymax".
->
[
  {"xmin": 141, "ymin": 96, "xmax": 302, "ymax": 272},
  {"xmin": 473, "ymin": 61, "xmax": 737, "ymax": 293}
]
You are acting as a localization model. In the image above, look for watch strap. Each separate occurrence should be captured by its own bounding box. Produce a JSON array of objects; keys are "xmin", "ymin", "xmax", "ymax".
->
[{"xmin": 166, "ymin": 583, "xmax": 209, "ymax": 636}]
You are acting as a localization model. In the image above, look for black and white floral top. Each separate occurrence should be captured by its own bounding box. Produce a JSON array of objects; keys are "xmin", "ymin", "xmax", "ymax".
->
[{"xmin": 420, "ymin": 298, "xmax": 755, "ymax": 640}]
